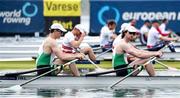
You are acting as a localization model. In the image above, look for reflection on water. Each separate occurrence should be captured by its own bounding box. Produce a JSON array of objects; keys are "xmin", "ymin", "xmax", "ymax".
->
[
  {"xmin": 1, "ymin": 87, "xmax": 180, "ymax": 98},
  {"xmin": 113, "ymin": 88, "xmax": 155, "ymax": 98}
]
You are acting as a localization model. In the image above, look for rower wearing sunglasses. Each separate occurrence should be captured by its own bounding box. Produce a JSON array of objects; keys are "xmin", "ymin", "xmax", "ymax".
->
[
  {"xmin": 113, "ymin": 23, "xmax": 139, "ymax": 49},
  {"xmin": 112, "ymin": 25, "xmax": 162, "ymax": 76},
  {"xmin": 36, "ymin": 23, "xmax": 84, "ymax": 76}
]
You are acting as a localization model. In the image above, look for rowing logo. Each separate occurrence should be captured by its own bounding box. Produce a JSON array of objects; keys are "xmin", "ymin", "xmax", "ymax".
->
[
  {"xmin": 98, "ymin": 6, "xmax": 120, "ymax": 25},
  {"xmin": 0, "ymin": 2, "xmax": 39, "ymax": 25},
  {"xmin": 22, "ymin": 2, "xmax": 38, "ymax": 17}
]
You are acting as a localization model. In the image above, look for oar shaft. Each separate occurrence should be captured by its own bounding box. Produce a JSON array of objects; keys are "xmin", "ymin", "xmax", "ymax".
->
[
  {"xmin": 110, "ymin": 66, "xmax": 141, "ymax": 89},
  {"xmin": 20, "ymin": 59, "xmax": 78, "ymax": 87},
  {"xmin": 77, "ymin": 47, "xmax": 101, "ymax": 69},
  {"xmin": 110, "ymin": 57, "xmax": 157, "ymax": 89},
  {"xmin": 155, "ymin": 60, "xmax": 169, "ymax": 69},
  {"xmin": 85, "ymin": 55, "xmax": 100, "ymax": 69},
  {"xmin": 92, "ymin": 47, "xmax": 101, "ymax": 50},
  {"xmin": 20, "ymin": 67, "xmax": 59, "ymax": 86},
  {"xmin": 96, "ymin": 48, "xmax": 112, "ymax": 58},
  {"xmin": 155, "ymin": 60, "xmax": 178, "ymax": 70}
]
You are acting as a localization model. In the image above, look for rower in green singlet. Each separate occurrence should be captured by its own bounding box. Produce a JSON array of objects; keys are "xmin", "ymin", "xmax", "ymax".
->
[
  {"xmin": 36, "ymin": 23, "xmax": 84, "ymax": 76},
  {"xmin": 112, "ymin": 25, "xmax": 162, "ymax": 76}
]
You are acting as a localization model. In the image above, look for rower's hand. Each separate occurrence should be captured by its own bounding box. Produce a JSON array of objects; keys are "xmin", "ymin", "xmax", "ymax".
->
[
  {"xmin": 76, "ymin": 53, "xmax": 85, "ymax": 60},
  {"xmin": 174, "ymin": 37, "xmax": 179, "ymax": 42},
  {"xmin": 80, "ymin": 32, "xmax": 86, "ymax": 38},
  {"xmin": 155, "ymin": 51, "xmax": 163, "ymax": 58}
]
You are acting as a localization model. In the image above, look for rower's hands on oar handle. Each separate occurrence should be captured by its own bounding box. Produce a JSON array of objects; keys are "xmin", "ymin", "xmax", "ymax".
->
[
  {"xmin": 75, "ymin": 53, "xmax": 85, "ymax": 60},
  {"xmin": 155, "ymin": 51, "xmax": 163, "ymax": 58}
]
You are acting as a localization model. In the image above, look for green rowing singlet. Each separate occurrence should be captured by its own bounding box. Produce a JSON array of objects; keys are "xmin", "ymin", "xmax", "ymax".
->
[
  {"xmin": 112, "ymin": 51, "xmax": 133, "ymax": 74},
  {"xmin": 112, "ymin": 53, "xmax": 128, "ymax": 68},
  {"xmin": 36, "ymin": 41, "xmax": 55, "ymax": 67}
]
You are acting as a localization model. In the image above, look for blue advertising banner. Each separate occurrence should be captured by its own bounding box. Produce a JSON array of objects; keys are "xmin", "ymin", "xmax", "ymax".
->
[
  {"xmin": 0, "ymin": 0, "xmax": 44, "ymax": 34},
  {"xmin": 90, "ymin": 0, "xmax": 180, "ymax": 36}
]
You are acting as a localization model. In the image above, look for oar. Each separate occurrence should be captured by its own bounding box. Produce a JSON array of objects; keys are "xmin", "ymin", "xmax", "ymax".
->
[
  {"xmin": 92, "ymin": 46, "xmax": 102, "ymax": 51},
  {"xmin": 8, "ymin": 59, "xmax": 78, "ymax": 90},
  {"xmin": 109, "ymin": 57, "xmax": 157, "ymax": 89},
  {"xmin": 15, "ymin": 48, "xmax": 110, "ymax": 76},
  {"xmin": 96, "ymin": 48, "xmax": 112, "ymax": 58},
  {"xmin": 77, "ymin": 48, "xmax": 108, "ymax": 71},
  {"xmin": 85, "ymin": 65, "xmax": 133, "ymax": 76},
  {"xmin": 4, "ymin": 67, "xmax": 50, "ymax": 76},
  {"xmin": 109, "ymin": 43, "xmax": 169, "ymax": 89},
  {"xmin": 150, "ymin": 41, "xmax": 178, "ymax": 70},
  {"xmin": 155, "ymin": 60, "xmax": 178, "ymax": 71}
]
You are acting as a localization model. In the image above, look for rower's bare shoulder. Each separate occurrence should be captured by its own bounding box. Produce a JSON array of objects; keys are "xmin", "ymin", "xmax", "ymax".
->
[
  {"xmin": 43, "ymin": 38, "xmax": 57, "ymax": 48},
  {"xmin": 121, "ymin": 43, "xmax": 134, "ymax": 53},
  {"xmin": 120, "ymin": 41, "xmax": 129, "ymax": 48},
  {"xmin": 47, "ymin": 38, "xmax": 56, "ymax": 45}
]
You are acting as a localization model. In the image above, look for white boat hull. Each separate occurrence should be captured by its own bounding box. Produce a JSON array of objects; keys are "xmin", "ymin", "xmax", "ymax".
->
[{"xmin": 1, "ymin": 76, "xmax": 180, "ymax": 88}]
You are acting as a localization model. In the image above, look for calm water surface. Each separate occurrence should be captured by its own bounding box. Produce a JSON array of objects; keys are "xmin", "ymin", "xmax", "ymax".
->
[
  {"xmin": 1, "ymin": 70, "xmax": 180, "ymax": 98},
  {"xmin": 1, "ymin": 87, "xmax": 180, "ymax": 98}
]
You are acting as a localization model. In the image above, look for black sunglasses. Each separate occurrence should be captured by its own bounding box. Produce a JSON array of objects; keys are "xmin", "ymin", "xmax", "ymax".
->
[
  {"xmin": 56, "ymin": 29, "xmax": 62, "ymax": 32},
  {"xmin": 129, "ymin": 32, "xmax": 136, "ymax": 35},
  {"xmin": 56, "ymin": 29, "xmax": 66, "ymax": 36}
]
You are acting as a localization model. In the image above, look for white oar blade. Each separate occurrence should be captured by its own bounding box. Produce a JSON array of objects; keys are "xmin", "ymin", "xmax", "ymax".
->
[
  {"xmin": 0, "ymin": 85, "xmax": 22, "ymax": 92},
  {"xmin": 8, "ymin": 85, "xmax": 22, "ymax": 91}
]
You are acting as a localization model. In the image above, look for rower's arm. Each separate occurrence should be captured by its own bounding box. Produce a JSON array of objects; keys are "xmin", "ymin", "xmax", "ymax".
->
[
  {"xmin": 70, "ymin": 38, "xmax": 83, "ymax": 48},
  {"xmin": 124, "ymin": 44, "xmax": 159, "ymax": 59},
  {"xmin": 70, "ymin": 33, "xmax": 85, "ymax": 48},
  {"xmin": 159, "ymin": 36, "xmax": 178, "ymax": 41},
  {"xmin": 51, "ymin": 41, "xmax": 82, "ymax": 60}
]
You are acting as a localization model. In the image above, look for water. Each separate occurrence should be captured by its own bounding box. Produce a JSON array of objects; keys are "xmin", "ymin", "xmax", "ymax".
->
[
  {"xmin": 1, "ymin": 70, "xmax": 180, "ymax": 98},
  {"xmin": 1, "ymin": 87, "xmax": 180, "ymax": 98}
]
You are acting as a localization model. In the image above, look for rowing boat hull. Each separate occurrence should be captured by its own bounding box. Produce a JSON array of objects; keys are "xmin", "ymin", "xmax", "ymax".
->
[{"xmin": 0, "ymin": 76, "xmax": 180, "ymax": 88}]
